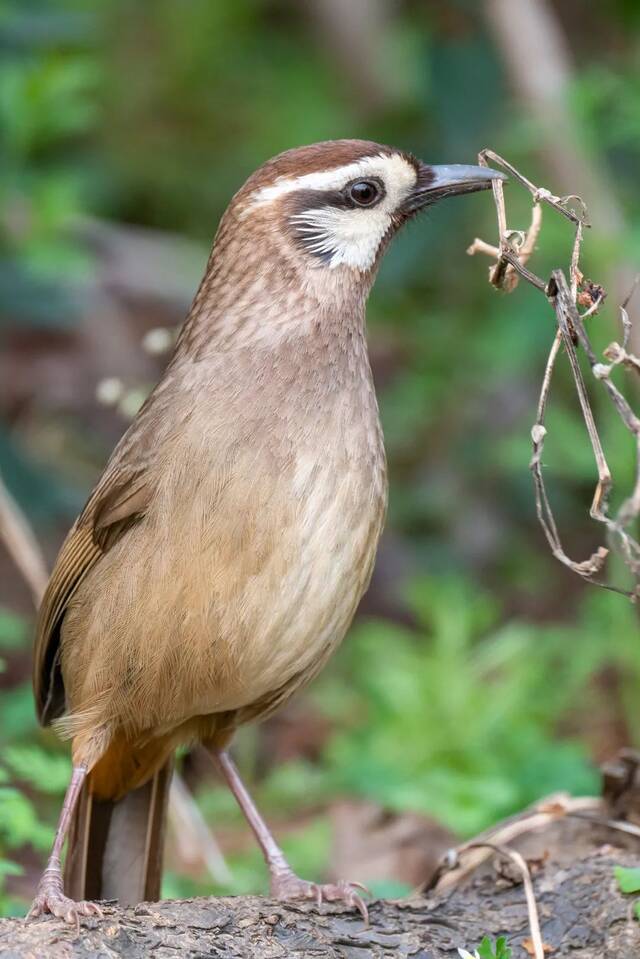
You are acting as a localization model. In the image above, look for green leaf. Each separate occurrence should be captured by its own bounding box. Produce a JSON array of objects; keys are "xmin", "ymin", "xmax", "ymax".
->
[
  {"xmin": 614, "ymin": 865, "xmax": 640, "ymax": 894},
  {"xmin": 0, "ymin": 786, "xmax": 53, "ymax": 851},
  {"xmin": 477, "ymin": 936, "xmax": 512, "ymax": 959},
  {"xmin": 2, "ymin": 744, "xmax": 71, "ymax": 795}
]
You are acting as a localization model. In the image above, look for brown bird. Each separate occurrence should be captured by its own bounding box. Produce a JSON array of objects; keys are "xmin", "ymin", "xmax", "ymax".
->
[{"xmin": 28, "ymin": 140, "xmax": 502, "ymax": 924}]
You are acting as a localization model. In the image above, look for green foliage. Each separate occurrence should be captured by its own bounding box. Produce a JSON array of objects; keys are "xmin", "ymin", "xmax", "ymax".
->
[
  {"xmin": 0, "ymin": 786, "xmax": 53, "ymax": 852},
  {"xmin": 613, "ymin": 865, "xmax": 640, "ymax": 922},
  {"xmin": 316, "ymin": 577, "xmax": 599, "ymax": 835},
  {"xmin": 0, "ymin": 606, "xmax": 68, "ymax": 914},
  {"xmin": 2, "ymin": 745, "xmax": 71, "ymax": 796},
  {"xmin": 0, "ymin": 2, "xmax": 99, "ymax": 328},
  {"xmin": 614, "ymin": 865, "xmax": 640, "ymax": 894},
  {"xmin": 477, "ymin": 936, "xmax": 511, "ymax": 959}
]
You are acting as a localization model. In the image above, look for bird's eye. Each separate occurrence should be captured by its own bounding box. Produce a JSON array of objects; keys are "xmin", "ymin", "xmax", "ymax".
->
[{"xmin": 348, "ymin": 179, "xmax": 381, "ymax": 207}]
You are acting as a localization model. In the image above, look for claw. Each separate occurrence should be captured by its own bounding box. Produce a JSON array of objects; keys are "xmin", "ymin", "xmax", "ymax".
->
[
  {"xmin": 271, "ymin": 871, "xmax": 370, "ymax": 926},
  {"xmin": 324, "ymin": 880, "xmax": 370, "ymax": 927},
  {"xmin": 347, "ymin": 880, "xmax": 371, "ymax": 895},
  {"xmin": 349, "ymin": 891, "xmax": 370, "ymax": 927},
  {"xmin": 26, "ymin": 883, "xmax": 103, "ymax": 930}
]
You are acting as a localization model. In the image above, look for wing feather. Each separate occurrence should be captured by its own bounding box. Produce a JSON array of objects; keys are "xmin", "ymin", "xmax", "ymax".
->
[
  {"xmin": 33, "ymin": 367, "xmax": 190, "ymax": 725},
  {"xmin": 33, "ymin": 465, "xmax": 153, "ymax": 725}
]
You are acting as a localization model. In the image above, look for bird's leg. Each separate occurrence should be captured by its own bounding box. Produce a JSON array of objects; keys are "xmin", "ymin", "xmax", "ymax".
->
[
  {"xmin": 27, "ymin": 764, "xmax": 103, "ymax": 927},
  {"xmin": 212, "ymin": 749, "xmax": 369, "ymax": 923}
]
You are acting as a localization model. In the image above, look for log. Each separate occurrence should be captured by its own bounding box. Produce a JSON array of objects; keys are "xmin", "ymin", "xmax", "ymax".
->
[
  {"xmin": 6, "ymin": 754, "xmax": 640, "ymax": 958},
  {"xmin": 1, "ymin": 842, "xmax": 639, "ymax": 958}
]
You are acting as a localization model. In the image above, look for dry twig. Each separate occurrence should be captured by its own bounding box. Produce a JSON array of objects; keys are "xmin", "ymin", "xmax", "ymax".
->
[
  {"xmin": 0, "ymin": 471, "xmax": 49, "ymax": 606},
  {"xmin": 465, "ymin": 844, "xmax": 545, "ymax": 959},
  {"xmin": 431, "ymin": 793, "xmax": 601, "ymax": 893},
  {"xmin": 429, "ymin": 794, "xmax": 598, "ymax": 959},
  {"xmin": 431, "ymin": 788, "xmax": 640, "ymax": 959},
  {"xmin": 468, "ymin": 150, "xmax": 640, "ymax": 598}
]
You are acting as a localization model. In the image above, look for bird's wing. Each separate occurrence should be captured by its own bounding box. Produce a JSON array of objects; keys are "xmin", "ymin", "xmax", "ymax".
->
[{"xmin": 33, "ymin": 435, "xmax": 157, "ymax": 726}]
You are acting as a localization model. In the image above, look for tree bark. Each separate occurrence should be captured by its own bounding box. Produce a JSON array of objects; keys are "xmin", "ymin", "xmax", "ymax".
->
[
  {"xmin": 8, "ymin": 755, "xmax": 640, "ymax": 958},
  {"xmin": 2, "ymin": 842, "xmax": 639, "ymax": 957}
]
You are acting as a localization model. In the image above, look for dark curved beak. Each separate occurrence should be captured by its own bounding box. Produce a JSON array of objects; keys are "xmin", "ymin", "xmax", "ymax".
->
[{"xmin": 404, "ymin": 163, "xmax": 506, "ymax": 213}]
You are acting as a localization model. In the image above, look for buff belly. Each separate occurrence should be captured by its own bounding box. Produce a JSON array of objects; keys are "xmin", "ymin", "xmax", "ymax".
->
[{"xmin": 59, "ymin": 447, "xmax": 386, "ymax": 748}]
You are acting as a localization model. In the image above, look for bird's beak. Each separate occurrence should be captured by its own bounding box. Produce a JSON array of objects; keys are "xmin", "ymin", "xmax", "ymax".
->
[{"xmin": 404, "ymin": 163, "xmax": 506, "ymax": 213}]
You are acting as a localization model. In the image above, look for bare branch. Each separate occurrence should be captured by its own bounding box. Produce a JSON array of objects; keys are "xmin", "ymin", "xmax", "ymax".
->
[
  {"xmin": 468, "ymin": 152, "xmax": 640, "ymax": 598},
  {"xmin": 0, "ymin": 471, "xmax": 48, "ymax": 606},
  {"xmin": 464, "ymin": 844, "xmax": 545, "ymax": 959}
]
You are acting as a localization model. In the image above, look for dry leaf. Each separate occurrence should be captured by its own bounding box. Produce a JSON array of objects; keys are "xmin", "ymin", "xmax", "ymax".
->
[{"xmin": 522, "ymin": 936, "xmax": 553, "ymax": 955}]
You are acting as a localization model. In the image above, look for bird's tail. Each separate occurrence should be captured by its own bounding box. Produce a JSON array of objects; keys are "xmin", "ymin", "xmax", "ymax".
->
[{"xmin": 65, "ymin": 757, "xmax": 173, "ymax": 905}]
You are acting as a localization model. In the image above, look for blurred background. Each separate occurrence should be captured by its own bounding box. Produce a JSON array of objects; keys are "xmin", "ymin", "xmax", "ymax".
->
[{"xmin": 2, "ymin": 0, "xmax": 640, "ymax": 915}]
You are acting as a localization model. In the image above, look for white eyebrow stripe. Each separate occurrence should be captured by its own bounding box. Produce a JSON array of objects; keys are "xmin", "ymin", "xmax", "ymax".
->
[{"xmin": 250, "ymin": 153, "xmax": 415, "ymax": 204}]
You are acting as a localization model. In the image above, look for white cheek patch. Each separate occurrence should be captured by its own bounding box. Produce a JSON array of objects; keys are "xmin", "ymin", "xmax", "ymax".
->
[
  {"xmin": 290, "ymin": 205, "xmax": 392, "ymax": 270},
  {"xmin": 249, "ymin": 153, "xmax": 417, "ymax": 271}
]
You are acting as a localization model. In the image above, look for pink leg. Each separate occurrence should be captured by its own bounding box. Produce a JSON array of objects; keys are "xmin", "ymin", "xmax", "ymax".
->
[
  {"xmin": 213, "ymin": 749, "xmax": 369, "ymax": 924},
  {"xmin": 27, "ymin": 764, "xmax": 103, "ymax": 928}
]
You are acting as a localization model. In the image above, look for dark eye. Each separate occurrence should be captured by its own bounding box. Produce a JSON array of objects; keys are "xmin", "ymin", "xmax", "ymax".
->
[{"xmin": 348, "ymin": 179, "xmax": 381, "ymax": 207}]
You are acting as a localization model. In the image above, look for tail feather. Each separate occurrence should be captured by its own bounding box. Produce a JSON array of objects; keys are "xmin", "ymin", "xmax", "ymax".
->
[{"xmin": 65, "ymin": 759, "xmax": 173, "ymax": 905}]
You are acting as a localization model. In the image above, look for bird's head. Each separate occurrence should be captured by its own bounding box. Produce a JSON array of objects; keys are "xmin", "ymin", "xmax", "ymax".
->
[
  {"xmin": 226, "ymin": 140, "xmax": 503, "ymax": 287},
  {"xmin": 185, "ymin": 140, "xmax": 504, "ymax": 351}
]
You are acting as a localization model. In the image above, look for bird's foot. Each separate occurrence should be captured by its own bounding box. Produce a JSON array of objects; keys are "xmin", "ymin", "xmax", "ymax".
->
[
  {"xmin": 27, "ymin": 875, "xmax": 103, "ymax": 930},
  {"xmin": 270, "ymin": 870, "xmax": 370, "ymax": 925}
]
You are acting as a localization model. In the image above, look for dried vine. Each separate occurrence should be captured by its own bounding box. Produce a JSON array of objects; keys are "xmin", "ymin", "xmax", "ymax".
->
[{"xmin": 468, "ymin": 149, "xmax": 640, "ymax": 598}]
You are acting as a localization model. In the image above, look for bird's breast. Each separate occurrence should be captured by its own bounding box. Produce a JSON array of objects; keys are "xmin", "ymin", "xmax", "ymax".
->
[
  {"xmin": 184, "ymin": 382, "xmax": 388, "ymax": 716},
  {"xmin": 139, "ymin": 357, "xmax": 389, "ymax": 719},
  {"xmin": 62, "ymin": 338, "xmax": 387, "ymax": 735}
]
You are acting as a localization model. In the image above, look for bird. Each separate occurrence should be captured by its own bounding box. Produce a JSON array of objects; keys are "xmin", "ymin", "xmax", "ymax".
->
[{"xmin": 28, "ymin": 139, "xmax": 502, "ymax": 925}]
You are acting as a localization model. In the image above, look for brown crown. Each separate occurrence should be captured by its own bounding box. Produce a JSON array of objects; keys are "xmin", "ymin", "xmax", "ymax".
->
[{"xmin": 238, "ymin": 139, "xmax": 416, "ymax": 196}]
